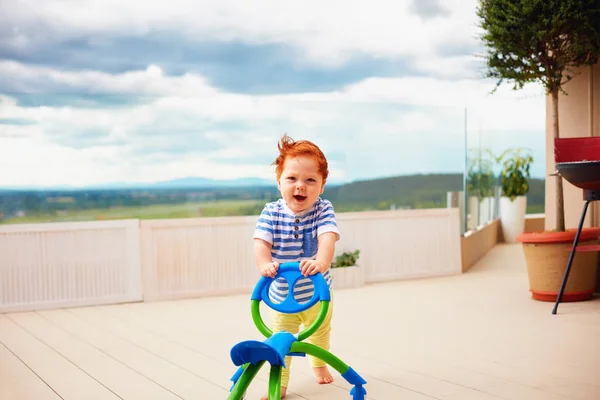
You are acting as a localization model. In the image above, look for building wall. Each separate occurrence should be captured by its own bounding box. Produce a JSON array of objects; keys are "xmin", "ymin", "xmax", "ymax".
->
[{"xmin": 545, "ymin": 64, "xmax": 600, "ymax": 230}]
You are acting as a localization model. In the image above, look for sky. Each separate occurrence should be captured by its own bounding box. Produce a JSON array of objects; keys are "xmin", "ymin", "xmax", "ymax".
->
[{"xmin": 0, "ymin": 0, "xmax": 548, "ymax": 188}]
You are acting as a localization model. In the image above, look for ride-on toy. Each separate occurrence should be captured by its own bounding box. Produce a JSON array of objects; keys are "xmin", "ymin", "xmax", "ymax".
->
[{"xmin": 227, "ymin": 262, "xmax": 367, "ymax": 399}]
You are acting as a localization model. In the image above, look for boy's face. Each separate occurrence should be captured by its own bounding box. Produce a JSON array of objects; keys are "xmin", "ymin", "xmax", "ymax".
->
[{"xmin": 277, "ymin": 155, "xmax": 325, "ymax": 214}]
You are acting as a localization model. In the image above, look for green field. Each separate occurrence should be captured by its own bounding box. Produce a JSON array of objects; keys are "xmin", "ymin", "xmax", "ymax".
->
[
  {"xmin": 3, "ymin": 199, "xmax": 546, "ymax": 225},
  {"xmin": 3, "ymin": 199, "xmax": 267, "ymax": 224},
  {"xmin": 0, "ymin": 173, "xmax": 545, "ymax": 225}
]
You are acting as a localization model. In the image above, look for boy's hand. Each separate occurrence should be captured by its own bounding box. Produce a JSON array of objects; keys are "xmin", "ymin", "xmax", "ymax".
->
[
  {"xmin": 300, "ymin": 260, "xmax": 327, "ymax": 276},
  {"xmin": 260, "ymin": 261, "xmax": 279, "ymax": 278}
]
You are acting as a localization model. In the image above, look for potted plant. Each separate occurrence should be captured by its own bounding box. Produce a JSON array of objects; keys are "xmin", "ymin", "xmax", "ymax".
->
[
  {"xmin": 477, "ymin": 0, "xmax": 600, "ymax": 301},
  {"xmin": 466, "ymin": 148, "xmax": 496, "ymax": 229},
  {"xmin": 495, "ymin": 147, "xmax": 533, "ymax": 243},
  {"xmin": 331, "ymin": 250, "xmax": 364, "ymax": 289}
]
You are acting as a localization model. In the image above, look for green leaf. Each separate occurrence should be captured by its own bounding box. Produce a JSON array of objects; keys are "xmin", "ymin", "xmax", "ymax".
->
[
  {"xmin": 331, "ymin": 250, "xmax": 361, "ymax": 268},
  {"xmin": 476, "ymin": 0, "xmax": 600, "ymax": 95}
]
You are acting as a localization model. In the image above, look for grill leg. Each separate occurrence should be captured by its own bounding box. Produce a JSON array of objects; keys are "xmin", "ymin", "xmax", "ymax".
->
[{"xmin": 552, "ymin": 200, "xmax": 591, "ymax": 315}]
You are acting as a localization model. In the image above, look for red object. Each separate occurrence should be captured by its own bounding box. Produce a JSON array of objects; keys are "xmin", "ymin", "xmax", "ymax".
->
[
  {"xmin": 554, "ymin": 137, "xmax": 600, "ymax": 163},
  {"xmin": 554, "ymin": 137, "xmax": 600, "ymax": 190},
  {"xmin": 516, "ymin": 227, "xmax": 600, "ymax": 243},
  {"xmin": 531, "ymin": 289, "xmax": 594, "ymax": 302}
]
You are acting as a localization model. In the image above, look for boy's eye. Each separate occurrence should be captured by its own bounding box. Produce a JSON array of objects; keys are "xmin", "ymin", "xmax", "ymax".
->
[{"xmin": 307, "ymin": 178, "xmax": 316, "ymax": 182}]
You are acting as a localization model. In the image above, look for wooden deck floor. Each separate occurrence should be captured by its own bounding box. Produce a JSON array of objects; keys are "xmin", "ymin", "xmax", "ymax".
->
[{"xmin": 1, "ymin": 244, "xmax": 599, "ymax": 400}]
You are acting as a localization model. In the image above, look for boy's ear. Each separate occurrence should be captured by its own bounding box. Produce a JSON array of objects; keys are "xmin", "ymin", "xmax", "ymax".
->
[{"xmin": 320, "ymin": 179, "xmax": 326, "ymax": 194}]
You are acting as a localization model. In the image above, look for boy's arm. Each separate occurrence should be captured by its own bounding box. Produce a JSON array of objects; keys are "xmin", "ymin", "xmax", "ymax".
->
[
  {"xmin": 253, "ymin": 205, "xmax": 278, "ymax": 278},
  {"xmin": 300, "ymin": 232, "xmax": 337, "ymax": 276},
  {"xmin": 315, "ymin": 232, "xmax": 337, "ymax": 269},
  {"xmin": 254, "ymin": 238, "xmax": 278, "ymax": 278}
]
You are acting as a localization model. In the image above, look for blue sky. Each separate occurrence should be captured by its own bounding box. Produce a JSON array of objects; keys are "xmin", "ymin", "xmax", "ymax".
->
[{"xmin": 0, "ymin": 0, "xmax": 547, "ymax": 188}]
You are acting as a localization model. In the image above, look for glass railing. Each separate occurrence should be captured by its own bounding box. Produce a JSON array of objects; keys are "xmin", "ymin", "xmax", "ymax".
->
[
  {"xmin": 463, "ymin": 96, "xmax": 546, "ymax": 233},
  {"xmin": 0, "ymin": 91, "xmax": 546, "ymax": 233},
  {"xmin": 0, "ymin": 94, "xmax": 467, "ymax": 225}
]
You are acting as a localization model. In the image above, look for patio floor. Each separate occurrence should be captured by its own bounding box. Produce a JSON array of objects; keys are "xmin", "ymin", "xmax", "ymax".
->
[{"xmin": 1, "ymin": 243, "xmax": 599, "ymax": 400}]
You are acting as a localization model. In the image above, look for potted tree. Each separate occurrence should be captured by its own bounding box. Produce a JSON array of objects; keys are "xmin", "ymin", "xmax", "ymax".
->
[
  {"xmin": 330, "ymin": 250, "xmax": 364, "ymax": 289},
  {"xmin": 476, "ymin": 0, "xmax": 600, "ymax": 301},
  {"xmin": 495, "ymin": 147, "xmax": 533, "ymax": 243}
]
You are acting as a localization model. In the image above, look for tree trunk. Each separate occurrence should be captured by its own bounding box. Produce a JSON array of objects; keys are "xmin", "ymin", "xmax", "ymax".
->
[{"xmin": 552, "ymin": 89, "xmax": 566, "ymax": 232}]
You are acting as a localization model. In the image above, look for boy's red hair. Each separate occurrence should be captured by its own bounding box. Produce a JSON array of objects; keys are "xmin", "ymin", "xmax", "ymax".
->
[{"xmin": 273, "ymin": 134, "xmax": 329, "ymax": 182}]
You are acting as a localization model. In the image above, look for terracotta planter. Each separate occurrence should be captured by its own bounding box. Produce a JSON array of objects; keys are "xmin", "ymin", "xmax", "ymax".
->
[{"xmin": 516, "ymin": 228, "xmax": 600, "ymax": 302}]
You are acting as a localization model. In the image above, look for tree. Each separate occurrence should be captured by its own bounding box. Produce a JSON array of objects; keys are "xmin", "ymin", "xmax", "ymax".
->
[{"xmin": 476, "ymin": 0, "xmax": 600, "ymax": 232}]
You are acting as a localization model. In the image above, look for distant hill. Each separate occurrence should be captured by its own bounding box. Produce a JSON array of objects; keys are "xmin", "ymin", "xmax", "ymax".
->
[
  {"xmin": 0, "ymin": 173, "xmax": 546, "ymax": 221},
  {"xmin": 0, "ymin": 176, "xmax": 353, "ymax": 191},
  {"xmin": 323, "ymin": 173, "xmax": 464, "ymax": 209},
  {"xmin": 323, "ymin": 173, "xmax": 545, "ymax": 212},
  {"xmin": 123, "ymin": 177, "xmax": 277, "ymax": 189}
]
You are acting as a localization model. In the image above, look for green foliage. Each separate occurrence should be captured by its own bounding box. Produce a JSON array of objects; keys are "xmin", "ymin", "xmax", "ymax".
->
[
  {"xmin": 496, "ymin": 147, "xmax": 534, "ymax": 200},
  {"xmin": 466, "ymin": 148, "xmax": 496, "ymax": 198},
  {"xmin": 331, "ymin": 250, "xmax": 360, "ymax": 268},
  {"xmin": 476, "ymin": 0, "xmax": 600, "ymax": 95}
]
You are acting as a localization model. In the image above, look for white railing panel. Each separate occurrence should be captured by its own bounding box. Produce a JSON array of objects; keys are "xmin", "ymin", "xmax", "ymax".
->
[
  {"xmin": 140, "ymin": 209, "xmax": 462, "ymax": 300},
  {"xmin": 140, "ymin": 217, "xmax": 259, "ymax": 301},
  {"xmin": 336, "ymin": 209, "xmax": 462, "ymax": 283},
  {"xmin": 0, "ymin": 220, "xmax": 142, "ymax": 312}
]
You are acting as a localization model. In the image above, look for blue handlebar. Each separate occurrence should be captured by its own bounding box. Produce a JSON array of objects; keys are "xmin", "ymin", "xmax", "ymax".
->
[{"xmin": 251, "ymin": 262, "xmax": 330, "ymax": 314}]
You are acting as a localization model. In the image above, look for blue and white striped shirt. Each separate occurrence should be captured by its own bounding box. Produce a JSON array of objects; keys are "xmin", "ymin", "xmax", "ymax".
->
[{"xmin": 253, "ymin": 197, "xmax": 340, "ymax": 304}]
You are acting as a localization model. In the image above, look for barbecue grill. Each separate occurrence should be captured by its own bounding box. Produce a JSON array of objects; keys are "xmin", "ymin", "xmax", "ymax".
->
[{"xmin": 553, "ymin": 137, "xmax": 600, "ymax": 314}]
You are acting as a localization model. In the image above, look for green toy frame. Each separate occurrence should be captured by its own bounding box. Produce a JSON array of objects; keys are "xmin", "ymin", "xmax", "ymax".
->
[{"xmin": 227, "ymin": 265, "xmax": 367, "ymax": 400}]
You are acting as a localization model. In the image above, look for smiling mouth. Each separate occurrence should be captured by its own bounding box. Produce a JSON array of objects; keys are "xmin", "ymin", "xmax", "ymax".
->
[{"xmin": 293, "ymin": 195, "xmax": 307, "ymax": 201}]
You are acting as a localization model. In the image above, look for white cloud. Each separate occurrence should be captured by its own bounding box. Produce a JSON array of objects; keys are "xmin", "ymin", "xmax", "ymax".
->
[
  {"xmin": 339, "ymin": 75, "xmax": 546, "ymax": 133},
  {"xmin": 412, "ymin": 54, "xmax": 483, "ymax": 80},
  {"xmin": 0, "ymin": 0, "xmax": 552, "ymax": 189},
  {"xmin": 3, "ymin": 0, "xmax": 481, "ymax": 68},
  {"xmin": 0, "ymin": 61, "xmax": 217, "ymax": 96},
  {"xmin": 0, "ymin": 59, "xmax": 547, "ymax": 186},
  {"xmin": 0, "ymin": 136, "xmax": 127, "ymax": 187}
]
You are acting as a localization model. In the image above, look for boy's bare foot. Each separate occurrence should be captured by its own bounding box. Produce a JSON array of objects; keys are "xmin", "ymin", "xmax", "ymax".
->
[
  {"xmin": 313, "ymin": 365, "xmax": 334, "ymax": 384},
  {"xmin": 260, "ymin": 386, "xmax": 287, "ymax": 399}
]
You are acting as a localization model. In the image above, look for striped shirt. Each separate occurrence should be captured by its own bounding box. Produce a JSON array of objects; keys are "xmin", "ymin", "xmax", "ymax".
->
[{"xmin": 253, "ymin": 197, "xmax": 340, "ymax": 304}]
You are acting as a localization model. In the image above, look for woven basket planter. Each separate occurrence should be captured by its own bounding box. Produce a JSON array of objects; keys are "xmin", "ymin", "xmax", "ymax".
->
[{"xmin": 517, "ymin": 228, "xmax": 599, "ymax": 302}]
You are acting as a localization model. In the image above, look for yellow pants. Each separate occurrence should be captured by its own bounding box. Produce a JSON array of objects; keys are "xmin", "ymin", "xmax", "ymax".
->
[{"xmin": 269, "ymin": 291, "xmax": 334, "ymax": 388}]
